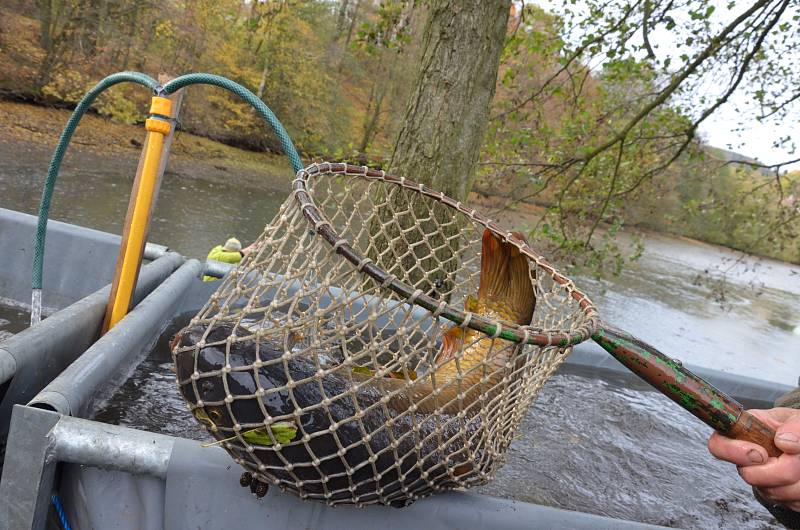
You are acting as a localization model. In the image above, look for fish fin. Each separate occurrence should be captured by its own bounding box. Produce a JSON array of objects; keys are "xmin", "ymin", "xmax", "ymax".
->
[
  {"xmin": 507, "ymin": 231, "xmax": 536, "ymax": 325},
  {"xmin": 477, "ymin": 229, "xmax": 510, "ymax": 302},
  {"xmin": 170, "ymin": 328, "xmax": 185, "ymax": 352},
  {"xmin": 477, "ymin": 229, "xmax": 536, "ymax": 325},
  {"xmin": 435, "ymin": 326, "xmax": 465, "ymax": 364}
]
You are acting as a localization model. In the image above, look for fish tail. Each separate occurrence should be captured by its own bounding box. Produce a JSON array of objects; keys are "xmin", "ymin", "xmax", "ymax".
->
[
  {"xmin": 507, "ymin": 231, "xmax": 536, "ymax": 325},
  {"xmin": 478, "ymin": 229, "xmax": 535, "ymax": 325},
  {"xmin": 477, "ymin": 229, "xmax": 510, "ymax": 302}
]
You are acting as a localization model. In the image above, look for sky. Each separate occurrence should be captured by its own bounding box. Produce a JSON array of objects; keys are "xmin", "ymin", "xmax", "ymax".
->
[
  {"xmin": 645, "ymin": 1, "xmax": 799, "ymax": 171},
  {"xmin": 531, "ymin": 0, "xmax": 800, "ymax": 171}
]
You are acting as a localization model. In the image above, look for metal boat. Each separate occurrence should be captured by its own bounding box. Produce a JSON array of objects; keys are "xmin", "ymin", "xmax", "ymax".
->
[{"xmin": 0, "ymin": 207, "xmax": 789, "ymax": 530}]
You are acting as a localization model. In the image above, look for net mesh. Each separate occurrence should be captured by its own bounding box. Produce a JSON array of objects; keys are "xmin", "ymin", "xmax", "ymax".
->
[{"xmin": 172, "ymin": 162, "xmax": 599, "ymax": 507}]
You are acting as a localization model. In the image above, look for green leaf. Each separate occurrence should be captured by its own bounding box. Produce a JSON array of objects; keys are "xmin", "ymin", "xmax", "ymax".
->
[
  {"xmin": 352, "ymin": 366, "xmax": 373, "ymax": 376},
  {"xmin": 243, "ymin": 421, "xmax": 298, "ymax": 446}
]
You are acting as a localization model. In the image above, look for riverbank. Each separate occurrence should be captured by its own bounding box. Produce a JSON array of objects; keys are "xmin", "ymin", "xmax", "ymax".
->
[
  {"xmin": 0, "ymin": 97, "xmax": 532, "ymax": 216},
  {"xmin": 2, "ymin": 98, "xmax": 796, "ymax": 269},
  {"xmin": 0, "ymin": 98, "xmax": 294, "ymax": 188}
]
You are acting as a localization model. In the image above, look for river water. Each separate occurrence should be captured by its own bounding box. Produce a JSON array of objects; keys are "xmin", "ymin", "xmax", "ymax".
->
[
  {"xmin": 2, "ymin": 137, "xmax": 800, "ymax": 527},
  {"xmin": 0, "ymin": 300, "xmax": 28, "ymax": 342},
  {"xmin": 90, "ymin": 321, "xmax": 780, "ymax": 528}
]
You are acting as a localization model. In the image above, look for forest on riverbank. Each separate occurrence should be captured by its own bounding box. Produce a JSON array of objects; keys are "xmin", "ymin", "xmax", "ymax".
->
[{"xmin": 1, "ymin": 0, "xmax": 797, "ymax": 273}]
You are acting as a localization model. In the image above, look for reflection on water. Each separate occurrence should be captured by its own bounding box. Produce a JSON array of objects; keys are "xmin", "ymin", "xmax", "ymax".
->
[
  {"xmin": 478, "ymin": 366, "xmax": 779, "ymax": 529},
  {"xmin": 581, "ymin": 233, "xmax": 800, "ymax": 385},
  {"xmin": 0, "ymin": 139, "xmax": 288, "ymax": 259}
]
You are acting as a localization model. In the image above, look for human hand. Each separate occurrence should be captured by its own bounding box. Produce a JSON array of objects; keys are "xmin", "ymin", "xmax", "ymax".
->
[{"xmin": 708, "ymin": 408, "xmax": 800, "ymax": 511}]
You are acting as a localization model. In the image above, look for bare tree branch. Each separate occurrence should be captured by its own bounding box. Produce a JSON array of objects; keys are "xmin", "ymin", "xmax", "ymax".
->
[
  {"xmin": 569, "ymin": 0, "xmax": 777, "ymax": 169},
  {"xmin": 586, "ymin": 138, "xmax": 626, "ymax": 244},
  {"xmin": 642, "ymin": 0, "xmax": 656, "ymax": 59},
  {"xmin": 719, "ymin": 155, "xmax": 800, "ymax": 171},
  {"xmin": 491, "ymin": 1, "xmax": 639, "ymax": 121},
  {"xmin": 758, "ymin": 90, "xmax": 800, "ymax": 120}
]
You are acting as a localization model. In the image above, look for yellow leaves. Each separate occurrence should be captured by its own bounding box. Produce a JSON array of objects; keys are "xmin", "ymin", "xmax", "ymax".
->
[
  {"xmin": 193, "ymin": 407, "xmax": 221, "ymax": 432},
  {"xmin": 464, "ymin": 295, "xmax": 479, "ymax": 312},
  {"xmin": 3, "ymin": 0, "xmax": 412, "ymax": 162},
  {"xmin": 153, "ymin": 20, "xmax": 176, "ymax": 41},
  {"xmin": 41, "ymin": 70, "xmax": 89, "ymax": 104}
]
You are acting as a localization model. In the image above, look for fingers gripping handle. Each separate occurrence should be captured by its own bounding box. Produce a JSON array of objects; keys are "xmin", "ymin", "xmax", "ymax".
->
[
  {"xmin": 592, "ymin": 325, "xmax": 782, "ymax": 457},
  {"xmin": 729, "ymin": 410, "xmax": 781, "ymax": 458}
]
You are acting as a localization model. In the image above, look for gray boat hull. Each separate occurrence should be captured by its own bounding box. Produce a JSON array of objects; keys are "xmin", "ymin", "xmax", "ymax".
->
[{"xmin": 0, "ymin": 207, "xmax": 788, "ymax": 529}]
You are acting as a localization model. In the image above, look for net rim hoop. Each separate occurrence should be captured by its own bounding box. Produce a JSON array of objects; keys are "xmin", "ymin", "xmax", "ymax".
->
[{"xmin": 291, "ymin": 162, "xmax": 599, "ymax": 347}]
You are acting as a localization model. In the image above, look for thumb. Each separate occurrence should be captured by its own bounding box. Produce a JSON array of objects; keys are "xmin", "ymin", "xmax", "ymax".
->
[{"xmin": 775, "ymin": 413, "xmax": 800, "ymax": 454}]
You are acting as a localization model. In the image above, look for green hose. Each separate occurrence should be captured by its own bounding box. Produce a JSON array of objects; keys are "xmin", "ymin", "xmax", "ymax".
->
[
  {"xmin": 162, "ymin": 74, "xmax": 303, "ymax": 173},
  {"xmin": 30, "ymin": 72, "xmax": 158, "ymax": 324},
  {"xmin": 31, "ymin": 71, "xmax": 303, "ymax": 325}
]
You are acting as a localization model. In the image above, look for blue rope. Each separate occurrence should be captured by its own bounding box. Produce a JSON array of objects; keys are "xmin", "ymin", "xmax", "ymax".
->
[{"xmin": 51, "ymin": 494, "xmax": 72, "ymax": 530}]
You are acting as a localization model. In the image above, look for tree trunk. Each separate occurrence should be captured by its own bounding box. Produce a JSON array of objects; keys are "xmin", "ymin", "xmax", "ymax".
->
[
  {"xmin": 85, "ymin": 0, "xmax": 106, "ymax": 57},
  {"xmin": 359, "ymin": 82, "xmax": 378, "ymax": 153},
  {"xmin": 119, "ymin": 7, "xmax": 141, "ymax": 70},
  {"xmin": 369, "ymin": 0, "xmax": 511, "ymax": 299},
  {"xmin": 257, "ymin": 58, "xmax": 269, "ymax": 99},
  {"xmin": 388, "ymin": 0, "xmax": 510, "ymax": 199},
  {"xmin": 358, "ymin": 68, "xmax": 390, "ymax": 153},
  {"xmin": 336, "ymin": 0, "xmax": 350, "ymax": 37},
  {"xmin": 337, "ymin": 0, "xmax": 362, "ymax": 72},
  {"xmin": 342, "ymin": 0, "xmax": 361, "ymax": 50},
  {"xmin": 35, "ymin": 0, "xmax": 57, "ymax": 89}
]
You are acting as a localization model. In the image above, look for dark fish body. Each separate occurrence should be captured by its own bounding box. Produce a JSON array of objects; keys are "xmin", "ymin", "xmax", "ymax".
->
[
  {"xmin": 173, "ymin": 323, "xmax": 483, "ymax": 507},
  {"xmin": 172, "ymin": 231, "xmax": 535, "ymax": 506}
]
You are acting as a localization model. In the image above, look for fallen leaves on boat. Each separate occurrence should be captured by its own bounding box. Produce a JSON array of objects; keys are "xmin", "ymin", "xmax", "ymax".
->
[{"xmin": 201, "ymin": 420, "xmax": 298, "ymax": 448}]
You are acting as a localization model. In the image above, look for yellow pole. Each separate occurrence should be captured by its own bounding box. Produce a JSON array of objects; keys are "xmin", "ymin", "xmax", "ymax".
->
[{"xmin": 103, "ymin": 96, "xmax": 172, "ymax": 330}]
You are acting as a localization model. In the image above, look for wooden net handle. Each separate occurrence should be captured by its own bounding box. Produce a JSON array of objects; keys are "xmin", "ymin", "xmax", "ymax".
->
[
  {"xmin": 729, "ymin": 410, "xmax": 781, "ymax": 458},
  {"xmin": 594, "ymin": 324, "xmax": 782, "ymax": 457}
]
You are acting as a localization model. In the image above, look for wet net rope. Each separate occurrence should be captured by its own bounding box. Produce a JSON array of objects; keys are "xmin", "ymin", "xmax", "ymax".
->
[
  {"xmin": 30, "ymin": 72, "xmax": 780, "ymax": 509},
  {"xmin": 172, "ymin": 162, "xmax": 599, "ymax": 507}
]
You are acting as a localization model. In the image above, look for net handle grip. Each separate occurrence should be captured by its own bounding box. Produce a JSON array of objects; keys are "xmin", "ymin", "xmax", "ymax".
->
[
  {"xmin": 728, "ymin": 410, "xmax": 782, "ymax": 458},
  {"xmin": 592, "ymin": 324, "xmax": 781, "ymax": 457}
]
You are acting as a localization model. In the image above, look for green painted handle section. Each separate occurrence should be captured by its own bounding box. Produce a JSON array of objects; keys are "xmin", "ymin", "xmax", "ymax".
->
[
  {"xmin": 593, "ymin": 324, "xmax": 780, "ymax": 456},
  {"xmin": 593, "ymin": 325, "xmax": 742, "ymax": 431}
]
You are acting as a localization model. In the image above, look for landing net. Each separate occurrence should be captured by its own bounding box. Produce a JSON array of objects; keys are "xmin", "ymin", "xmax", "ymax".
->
[{"xmin": 172, "ymin": 162, "xmax": 599, "ymax": 507}]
